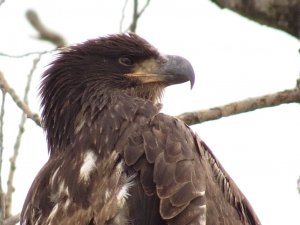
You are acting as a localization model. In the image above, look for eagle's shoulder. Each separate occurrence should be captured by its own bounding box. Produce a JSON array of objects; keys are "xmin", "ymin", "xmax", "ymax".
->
[
  {"xmin": 119, "ymin": 111, "xmax": 207, "ymax": 225},
  {"xmin": 120, "ymin": 111, "xmax": 260, "ymax": 225}
]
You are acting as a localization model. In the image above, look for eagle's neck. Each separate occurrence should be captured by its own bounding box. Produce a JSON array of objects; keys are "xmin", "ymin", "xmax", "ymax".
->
[
  {"xmin": 122, "ymin": 84, "xmax": 165, "ymax": 104},
  {"xmin": 43, "ymin": 88, "xmax": 161, "ymax": 156},
  {"xmin": 43, "ymin": 87, "xmax": 111, "ymax": 155}
]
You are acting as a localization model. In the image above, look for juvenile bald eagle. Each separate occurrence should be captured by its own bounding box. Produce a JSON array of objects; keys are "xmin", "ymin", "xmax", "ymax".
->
[{"xmin": 21, "ymin": 33, "xmax": 261, "ymax": 225}]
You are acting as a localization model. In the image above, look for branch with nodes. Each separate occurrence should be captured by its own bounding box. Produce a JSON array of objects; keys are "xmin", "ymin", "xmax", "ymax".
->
[
  {"xmin": 178, "ymin": 79, "xmax": 300, "ymax": 125},
  {"xmin": 0, "ymin": 71, "xmax": 41, "ymax": 127},
  {"xmin": 0, "ymin": 49, "xmax": 57, "ymax": 58},
  {"xmin": 0, "ymin": 95, "xmax": 5, "ymax": 225},
  {"xmin": 0, "ymin": 8, "xmax": 65, "ymax": 224},
  {"xmin": 119, "ymin": 0, "xmax": 129, "ymax": 32},
  {"xmin": 0, "ymin": 9, "xmax": 66, "ymax": 220},
  {"xmin": 0, "ymin": 9, "xmax": 68, "ymax": 130},
  {"xmin": 26, "ymin": 10, "xmax": 67, "ymax": 48},
  {"xmin": 4, "ymin": 56, "xmax": 41, "ymax": 218},
  {"xmin": 120, "ymin": 0, "xmax": 151, "ymax": 33}
]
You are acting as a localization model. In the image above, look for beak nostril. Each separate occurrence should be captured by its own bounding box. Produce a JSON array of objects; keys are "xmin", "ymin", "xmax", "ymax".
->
[{"xmin": 158, "ymin": 55, "xmax": 195, "ymax": 88}]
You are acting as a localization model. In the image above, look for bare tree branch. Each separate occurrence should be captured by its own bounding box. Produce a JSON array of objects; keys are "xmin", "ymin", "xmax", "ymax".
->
[
  {"xmin": 297, "ymin": 176, "xmax": 300, "ymax": 194},
  {"xmin": 125, "ymin": 0, "xmax": 151, "ymax": 32},
  {"xmin": 0, "ymin": 49, "xmax": 57, "ymax": 58},
  {"xmin": 178, "ymin": 84, "xmax": 300, "ymax": 125},
  {"xmin": 3, "ymin": 213, "xmax": 20, "ymax": 225},
  {"xmin": 0, "ymin": 193, "xmax": 4, "ymax": 225},
  {"xmin": 0, "ymin": 91, "xmax": 6, "ymax": 225},
  {"xmin": 210, "ymin": 0, "xmax": 300, "ymax": 38},
  {"xmin": 136, "ymin": 0, "xmax": 151, "ymax": 18},
  {"xmin": 0, "ymin": 0, "xmax": 5, "ymax": 7},
  {"xmin": 26, "ymin": 9, "xmax": 67, "ymax": 47},
  {"xmin": 5, "ymin": 56, "xmax": 41, "ymax": 217},
  {"xmin": 120, "ymin": 0, "xmax": 129, "ymax": 32},
  {"xmin": 0, "ymin": 92, "xmax": 5, "ymax": 180},
  {"xmin": 129, "ymin": 0, "xmax": 139, "ymax": 32},
  {"xmin": 0, "ymin": 71, "xmax": 41, "ymax": 127}
]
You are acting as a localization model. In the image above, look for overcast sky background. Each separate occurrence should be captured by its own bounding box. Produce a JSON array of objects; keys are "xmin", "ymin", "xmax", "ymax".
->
[{"xmin": 0, "ymin": 0, "xmax": 299, "ymax": 224}]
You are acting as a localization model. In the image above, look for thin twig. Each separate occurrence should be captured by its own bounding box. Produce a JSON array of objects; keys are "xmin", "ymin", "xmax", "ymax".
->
[
  {"xmin": 0, "ymin": 0, "xmax": 5, "ymax": 7},
  {"xmin": 129, "ymin": 0, "xmax": 138, "ymax": 32},
  {"xmin": 0, "ymin": 49, "xmax": 57, "ymax": 58},
  {"xmin": 0, "ymin": 71, "xmax": 41, "ymax": 127},
  {"xmin": 297, "ymin": 176, "xmax": 300, "ymax": 194},
  {"xmin": 119, "ymin": 0, "xmax": 129, "ymax": 32},
  {"xmin": 177, "ymin": 86, "xmax": 300, "ymax": 125},
  {"xmin": 3, "ymin": 213, "xmax": 20, "ymax": 225},
  {"xmin": 136, "ymin": 0, "xmax": 151, "ymax": 18},
  {"xmin": 0, "ymin": 91, "xmax": 5, "ymax": 179},
  {"xmin": 0, "ymin": 91, "xmax": 6, "ymax": 225},
  {"xmin": 26, "ymin": 9, "xmax": 67, "ymax": 47},
  {"xmin": 0, "ymin": 190, "xmax": 5, "ymax": 225},
  {"xmin": 126, "ymin": 0, "xmax": 151, "ymax": 32},
  {"xmin": 5, "ymin": 56, "xmax": 41, "ymax": 217}
]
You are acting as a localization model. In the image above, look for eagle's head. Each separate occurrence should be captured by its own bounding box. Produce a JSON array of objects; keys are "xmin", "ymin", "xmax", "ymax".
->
[
  {"xmin": 41, "ymin": 33, "xmax": 195, "ymax": 103},
  {"xmin": 40, "ymin": 33, "xmax": 195, "ymax": 152}
]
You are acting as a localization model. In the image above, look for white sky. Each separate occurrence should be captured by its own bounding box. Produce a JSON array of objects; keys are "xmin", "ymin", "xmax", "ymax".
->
[{"xmin": 0, "ymin": 0, "xmax": 299, "ymax": 225}]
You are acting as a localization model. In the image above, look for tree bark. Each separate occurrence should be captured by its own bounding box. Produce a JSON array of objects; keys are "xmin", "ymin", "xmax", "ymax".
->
[
  {"xmin": 177, "ymin": 86, "xmax": 300, "ymax": 125},
  {"xmin": 211, "ymin": 0, "xmax": 300, "ymax": 39}
]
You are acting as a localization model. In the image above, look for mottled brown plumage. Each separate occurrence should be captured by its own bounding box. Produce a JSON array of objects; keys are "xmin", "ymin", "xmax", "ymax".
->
[{"xmin": 21, "ymin": 33, "xmax": 261, "ymax": 225}]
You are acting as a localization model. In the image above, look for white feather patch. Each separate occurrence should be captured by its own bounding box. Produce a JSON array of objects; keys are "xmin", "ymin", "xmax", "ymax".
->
[
  {"xmin": 58, "ymin": 180, "xmax": 65, "ymax": 194},
  {"xmin": 200, "ymin": 215, "xmax": 206, "ymax": 225},
  {"xmin": 79, "ymin": 151, "xmax": 97, "ymax": 182},
  {"xmin": 74, "ymin": 120, "xmax": 85, "ymax": 134},
  {"xmin": 199, "ymin": 190, "xmax": 205, "ymax": 196},
  {"xmin": 115, "ymin": 160, "xmax": 124, "ymax": 176},
  {"xmin": 117, "ymin": 183, "xmax": 131, "ymax": 201},
  {"xmin": 50, "ymin": 167, "xmax": 59, "ymax": 187},
  {"xmin": 105, "ymin": 190, "xmax": 111, "ymax": 200},
  {"xmin": 117, "ymin": 175, "xmax": 136, "ymax": 206},
  {"xmin": 199, "ymin": 204, "xmax": 207, "ymax": 225},
  {"xmin": 64, "ymin": 199, "xmax": 71, "ymax": 210}
]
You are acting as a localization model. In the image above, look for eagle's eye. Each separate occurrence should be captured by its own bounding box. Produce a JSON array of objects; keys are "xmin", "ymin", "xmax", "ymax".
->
[{"xmin": 119, "ymin": 56, "xmax": 134, "ymax": 66}]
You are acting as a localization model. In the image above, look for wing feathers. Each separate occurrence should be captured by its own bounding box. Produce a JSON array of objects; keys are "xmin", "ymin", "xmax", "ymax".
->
[
  {"xmin": 169, "ymin": 182, "xmax": 199, "ymax": 206},
  {"xmin": 123, "ymin": 112, "xmax": 260, "ymax": 225},
  {"xmin": 174, "ymin": 160, "xmax": 193, "ymax": 183},
  {"xmin": 168, "ymin": 197, "xmax": 207, "ymax": 225},
  {"xmin": 160, "ymin": 198, "xmax": 189, "ymax": 219},
  {"xmin": 123, "ymin": 135, "xmax": 144, "ymax": 166},
  {"xmin": 153, "ymin": 153, "xmax": 177, "ymax": 187},
  {"xmin": 143, "ymin": 130, "xmax": 161, "ymax": 163},
  {"xmin": 139, "ymin": 162, "xmax": 156, "ymax": 195},
  {"xmin": 122, "ymin": 113, "xmax": 207, "ymax": 225}
]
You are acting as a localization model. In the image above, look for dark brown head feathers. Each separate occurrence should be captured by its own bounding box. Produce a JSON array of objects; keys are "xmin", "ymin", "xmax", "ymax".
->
[
  {"xmin": 40, "ymin": 33, "xmax": 163, "ymax": 153},
  {"xmin": 40, "ymin": 33, "xmax": 161, "ymax": 101}
]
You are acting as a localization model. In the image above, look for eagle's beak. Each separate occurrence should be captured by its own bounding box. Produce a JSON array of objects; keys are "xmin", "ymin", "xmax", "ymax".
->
[{"xmin": 127, "ymin": 55, "xmax": 195, "ymax": 88}]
